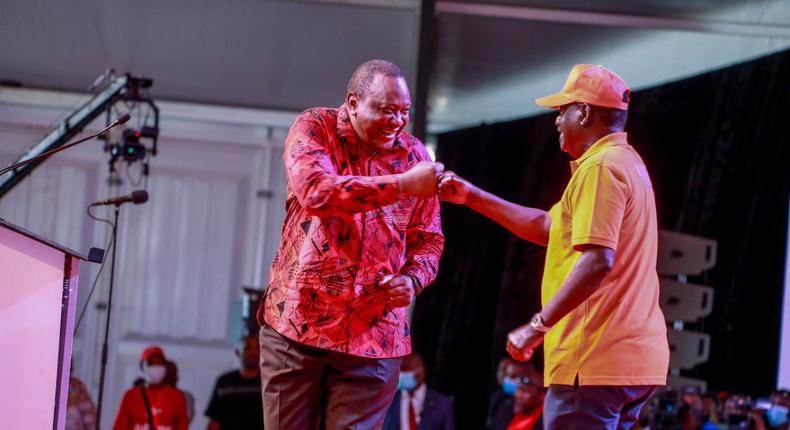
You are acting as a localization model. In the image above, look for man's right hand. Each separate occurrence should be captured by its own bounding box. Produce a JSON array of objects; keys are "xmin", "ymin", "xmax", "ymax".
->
[
  {"xmin": 506, "ymin": 324, "xmax": 544, "ymax": 362},
  {"xmin": 438, "ymin": 171, "xmax": 472, "ymax": 205},
  {"xmin": 399, "ymin": 161, "xmax": 444, "ymax": 198}
]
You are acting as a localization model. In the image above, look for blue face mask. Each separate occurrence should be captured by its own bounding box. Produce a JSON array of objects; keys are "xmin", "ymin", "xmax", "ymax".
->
[
  {"xmin": 766, "ymin": 405, "xmax": 789, "ymax": 428},
  {"xmin": 502, "ymin": 377, "xmax": 518, "ymax": 396},
  {"xmin": 398, "ymin": 371, "xmax": 418, "ymax": 391}
]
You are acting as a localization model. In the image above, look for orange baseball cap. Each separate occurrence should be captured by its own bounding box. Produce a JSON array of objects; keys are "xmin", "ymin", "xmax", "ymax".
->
[
  {"xmin": 140, "ymin": 346, "xmax": 165, "ymax": 362},
  {"xmin": 535, "ymin": 64, "xmax": 630, "ymax": 110}
]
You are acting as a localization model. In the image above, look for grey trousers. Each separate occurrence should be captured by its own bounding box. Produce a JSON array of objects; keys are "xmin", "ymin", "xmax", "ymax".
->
[
  {"xmin": 259, "ymin": 323, "xmax": 401, "ymax": 430},
  {"xmin": 543, "ymin": 383, "xmax": 658, "ymax": 430}
]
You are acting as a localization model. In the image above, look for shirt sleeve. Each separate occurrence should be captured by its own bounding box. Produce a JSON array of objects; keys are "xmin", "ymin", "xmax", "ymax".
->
[
  {"xmin": 569, "ymin": 162, "xmax": 628, "ymax": 251},
  {"xmin": 112, "ymin": 391, "xmax": 131, "ymax": 430},
  {"xmin": 175, "ymin": 390, "xmax": 189, "ymax": 430},
  {"xmin": 400, "ymin": 194, "xmax": 444, "ymax": 294},
  {"xmin": 285, "ymin": 110, "xmax": 402, "ymax": 217},
  {"xmin": 204, "ymin": 381, "xmax": 222, "ymax": 421}
]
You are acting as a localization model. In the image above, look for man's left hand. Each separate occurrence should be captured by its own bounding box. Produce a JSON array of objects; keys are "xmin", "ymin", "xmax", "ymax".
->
[
  {"xmin": 506, "ymin": 323, "xmax": 544, "ymax": 362},
  {"xmin": 380, "ymin": 274, "xmax": 415, "ymax": 308}
]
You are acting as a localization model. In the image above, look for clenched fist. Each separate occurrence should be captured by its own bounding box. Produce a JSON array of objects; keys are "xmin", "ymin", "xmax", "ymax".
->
[
  {"xmin": 437, "ymin": 171, "xmax": 472, "ymax": 205},
  {"xmin": 398, "ymin": 162, "xmax": 444, "ymax": 198},
  {"xmin": 380, "ymin": 274, "xmax": 415, "ymax": 308}
]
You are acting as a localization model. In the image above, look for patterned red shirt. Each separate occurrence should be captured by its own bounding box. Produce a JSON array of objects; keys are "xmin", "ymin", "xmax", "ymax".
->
[{"xmin": 257, "ymin": 105, "xmax": 444, "ymax": 358}]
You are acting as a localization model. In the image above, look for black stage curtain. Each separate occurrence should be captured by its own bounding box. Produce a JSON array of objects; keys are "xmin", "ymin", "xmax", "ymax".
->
[{"xmin": 412, "ymin": 48, "xmax": 790, "ymax": 428}]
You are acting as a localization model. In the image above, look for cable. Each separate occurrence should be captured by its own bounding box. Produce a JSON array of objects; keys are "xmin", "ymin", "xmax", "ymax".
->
[
  {"xmin": 125, "ymin": 161, "xmax": 144, "ymax": 187},
  {"xmin": 74, "ymin": 205, "xmax": 115, "ymax": 334}
]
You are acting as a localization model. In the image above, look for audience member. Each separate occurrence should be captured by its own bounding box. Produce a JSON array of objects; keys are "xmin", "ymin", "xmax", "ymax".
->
[
  {"xmin": 487, "ymin": 360, "xmax": 544, "ymax": 430},
  {"xmin": 701, "ymin": 392, "xmax": 722, "ymax": 428},
  {"xmin": 205, "ymin": 335, "xmax": 264, "ymax": 430},
  {"xmin": 66, "ymin": 371, "xmax": 97, "ymax": 430},
  {"xmin": 112, "ymin": 346, "xmax": 188, "ymax": 430},
  {"xmin": 383, "ymin": 353, "xmax": 454, "ymax": 430}
]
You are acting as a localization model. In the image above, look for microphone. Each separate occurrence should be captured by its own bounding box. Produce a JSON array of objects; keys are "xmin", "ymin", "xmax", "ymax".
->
[
  {"xmin": 0, "ymin": 114, "xmax": 133, "ymax": 176},
  {"xmin": 114, "ymin": 113, "xmax": 131, "ymax": 126},
  {"xmin": 90, "ymin": 190, "xmax": 149, "ymax": 206}
]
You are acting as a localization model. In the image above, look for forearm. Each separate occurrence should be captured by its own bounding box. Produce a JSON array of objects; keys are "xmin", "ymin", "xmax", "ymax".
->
[
  {"xmin": 540, "ymin": 249, "xmax": 612, "ymax": 327},
  {"xmin": 466, "ymin": 186, "xmax": 550, "ymax": 245},
  {"xmin": 296, "ymin": 172, "xmax": 401, "ymax": 216},
  {"xmin": 286, "ymin": 121, "xmax": 404, "ymax": 216}
]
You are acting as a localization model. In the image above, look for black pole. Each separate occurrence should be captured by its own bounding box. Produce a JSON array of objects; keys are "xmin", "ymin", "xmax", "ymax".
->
[
  {"xmin": 412, "ymin": 0, "xmax": 437, "ymax": 142},
  {"xmin": 94, "ymin": 204, "xmax": 121, "ymax": 429}
]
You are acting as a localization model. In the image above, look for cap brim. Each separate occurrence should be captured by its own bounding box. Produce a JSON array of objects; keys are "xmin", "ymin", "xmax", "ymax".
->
[{"xmin": 535, "ymin": 92, "xmax": 573, "ymax": 109}]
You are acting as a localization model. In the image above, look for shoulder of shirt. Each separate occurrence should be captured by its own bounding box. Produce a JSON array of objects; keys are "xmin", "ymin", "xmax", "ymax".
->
[
  {"xmin": 122, "ymin": 386, "xmax": 140, "ymax": 397},
  {"xmin": 156, "ymin": 384, "xmax": 186, "ymax": 400},
  {"xmin": 215, "ymin": 369, "xmax": 243, "ymax": 382},
  {"xmin": 579, "ymin": 144, "xmax": 633, "ymax": 173},
  {"xmin": 397, "ymin": 132, "xmax": 428, "ymax": 155},
  {"xmin": 296, "ymin": 107, "xmax": 338, "ymax": 123}
]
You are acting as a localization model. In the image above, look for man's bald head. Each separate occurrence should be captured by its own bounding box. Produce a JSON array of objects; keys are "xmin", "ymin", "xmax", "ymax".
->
[{"xmin": 347, "ymin": 59, "xmax": 405, "ymax": 100}]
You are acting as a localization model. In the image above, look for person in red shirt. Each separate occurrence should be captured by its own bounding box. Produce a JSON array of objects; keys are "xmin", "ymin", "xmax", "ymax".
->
[
  {"xmin": 257, "ymin": 59, "xmax": 445, "ymax": 429},
  {"xmin": 112, "ymin": 346, "xmax": 188, "ymax": 430}
]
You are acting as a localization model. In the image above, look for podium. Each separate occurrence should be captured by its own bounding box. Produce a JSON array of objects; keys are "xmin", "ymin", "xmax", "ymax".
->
[{"xmin": 0, "ymin": 218, "xmax": 102, "ymax": 430}]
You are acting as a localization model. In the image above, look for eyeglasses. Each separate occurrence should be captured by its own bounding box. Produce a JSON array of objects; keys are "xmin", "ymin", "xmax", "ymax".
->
[{"xmin": 509, "ymin": 376, "xmax": 542, "ymax": 390}]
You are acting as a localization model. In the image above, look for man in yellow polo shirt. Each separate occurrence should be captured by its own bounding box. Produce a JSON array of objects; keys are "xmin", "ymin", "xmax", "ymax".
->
[{"xmin": 438, "ymin": 64, "xmax": 669, "ymax": 429}]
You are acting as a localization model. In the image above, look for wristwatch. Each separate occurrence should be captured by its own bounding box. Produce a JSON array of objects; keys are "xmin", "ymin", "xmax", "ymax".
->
[{"xmin": 529, "ymin": 313, "xmax": 551, "ymax": 333}]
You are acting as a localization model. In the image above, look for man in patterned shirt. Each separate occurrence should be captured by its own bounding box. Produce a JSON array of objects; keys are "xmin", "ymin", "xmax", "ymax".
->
[{"xmin": 256, "ymin": 59, "xmax": 445, "ymax": 429}]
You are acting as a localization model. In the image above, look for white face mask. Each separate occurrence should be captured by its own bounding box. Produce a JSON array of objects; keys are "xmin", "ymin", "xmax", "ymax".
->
[{"xmin": 144, "ymin": 364, "xmax": 167, "ymax": 384}]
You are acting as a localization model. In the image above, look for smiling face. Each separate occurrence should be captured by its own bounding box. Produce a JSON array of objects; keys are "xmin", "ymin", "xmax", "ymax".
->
[{"xmin": 347, "ymin": 74, "xmax": 411, "ymax": 150}]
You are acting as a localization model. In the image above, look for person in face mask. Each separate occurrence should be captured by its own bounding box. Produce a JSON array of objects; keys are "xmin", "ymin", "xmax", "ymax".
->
[
  {"xmin": 382, "ymin": 353, "xmax": 454, "ymax": 430},
  {"xmin": 765, "ymin": 404, "xmax": 789, "ymax": 430},
  {"xmin": 112, "ymin": 346, "xmax": 188, "ymax": 430},
  {"xmin": 487, "ymin": 359, "xmax": 544, "ymax": 430},
  {"xmin": 765, "ymin": 390, "xmax": 790, "ymax": 430},
  {"xmin": 742, "ymin": 391, "xmax": 790, "ymax": 430}
]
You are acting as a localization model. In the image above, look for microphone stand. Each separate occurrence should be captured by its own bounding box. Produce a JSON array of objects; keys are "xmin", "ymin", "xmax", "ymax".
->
[
  {"xmin": 0, "ymin": 114, "xmax": 130, "ymax": 176},
  {"xmin": 94, "ymin": 203, "xmax": 122, "ymax": 430}
]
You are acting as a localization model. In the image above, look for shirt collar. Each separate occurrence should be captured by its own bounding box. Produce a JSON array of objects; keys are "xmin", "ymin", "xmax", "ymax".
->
[
  {"xmin": 336, "ymin": 104, "xmax": 410, "ymax": 158},
  {"xmin": 570, "ymin": 131, "xmax": 627, "ymax": 173}
]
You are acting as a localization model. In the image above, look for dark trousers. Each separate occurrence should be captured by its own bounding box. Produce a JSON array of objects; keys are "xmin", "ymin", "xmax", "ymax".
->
[
  {"xmin": 259, "ymin": 323, "xmax": 401, "ymax": 430},
  {"xmin": 543, "ymin": 383, "xmax": 658, "ymax": 430}
]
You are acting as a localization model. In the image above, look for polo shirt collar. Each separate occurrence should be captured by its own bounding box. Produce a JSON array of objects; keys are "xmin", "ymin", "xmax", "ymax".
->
[{"xmin": 570, "ymin": 132, "xmax": 627, "ymax": 173}]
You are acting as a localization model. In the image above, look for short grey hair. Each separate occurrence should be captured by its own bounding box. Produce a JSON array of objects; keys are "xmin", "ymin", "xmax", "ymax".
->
[{"xmin": 347, "ymin": 59, "xmax": 405, "ymax": 99}]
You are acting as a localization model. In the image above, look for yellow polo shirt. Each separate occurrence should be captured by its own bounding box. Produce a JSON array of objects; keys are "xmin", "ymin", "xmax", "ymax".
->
[{"xmin": 542, "ymin": 132, "xmax": 669, "ymax": 386}]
